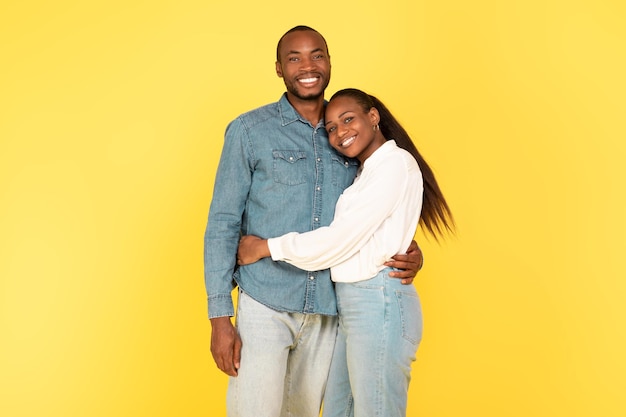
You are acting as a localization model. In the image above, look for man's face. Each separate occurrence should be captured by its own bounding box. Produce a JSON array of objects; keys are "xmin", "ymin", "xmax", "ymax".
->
[{"xmin": 276, "ymin": 30, "xmax": 331, "ymax": 101}]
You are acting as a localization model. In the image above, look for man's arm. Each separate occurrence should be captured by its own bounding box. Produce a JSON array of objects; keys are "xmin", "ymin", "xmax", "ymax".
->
[
  {"xmin": 204, "ymin": 118, "xmax": 251, "ymax": 376},
  {"xmin": 385, "ymin": 239, "xmax": 424, "ymax": 285}
]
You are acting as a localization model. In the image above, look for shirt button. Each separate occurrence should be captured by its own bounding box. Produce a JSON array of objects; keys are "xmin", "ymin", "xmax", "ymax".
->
[
  {"xmin": 314, "ymin": 217, "xmax": 319, "ymax": 222},
  {"xmin": 316, "ymin": 186, "xmax": 321, "ymax": 191},
  {"xmin": 317, "ymin": 158, "xmax": 321, "ymax": 162},
  {"xmin": 309, "ymin": 275, "xmax": 315, "ymax": 280},
  {"xmin": 289, "ymin": 156, "xmax": 294, "ymax": 161},
  {"xmin": 344, "ymin": 161, "xmax": 349, "ymax": 166}
]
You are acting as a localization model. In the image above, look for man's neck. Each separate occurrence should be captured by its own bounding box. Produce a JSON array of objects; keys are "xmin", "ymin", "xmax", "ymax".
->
[{"xmin": 286, "ymin": 93, "xmax": 325, "ymax": 126}]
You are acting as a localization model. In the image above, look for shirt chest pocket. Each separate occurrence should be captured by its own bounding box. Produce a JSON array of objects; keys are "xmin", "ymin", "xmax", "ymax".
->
[
  {"xmin": 331, "ymin": 154, "xmax": 359, "ymax": 189},
  {"xmin": 273, "ymin": 150, "xmax": 308, "ymax": 186}
]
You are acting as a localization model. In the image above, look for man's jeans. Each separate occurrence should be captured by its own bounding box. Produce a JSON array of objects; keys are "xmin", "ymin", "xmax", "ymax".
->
[
  {"xmin": 227, "ymin": 290, "xmax": 338, "ymax": 417},
  {"xmin": 322, "ymin": 268, "xmax": 423, "ymax": 417}
]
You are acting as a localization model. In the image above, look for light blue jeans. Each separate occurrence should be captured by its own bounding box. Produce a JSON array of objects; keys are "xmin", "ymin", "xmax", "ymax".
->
[
  {"xmin": 227, "ymin": 290, "xmax": 338, "ymax": 417},
  {"xmin": 322, "ymin": 268, "xmax": 423, "ymax": 417}
]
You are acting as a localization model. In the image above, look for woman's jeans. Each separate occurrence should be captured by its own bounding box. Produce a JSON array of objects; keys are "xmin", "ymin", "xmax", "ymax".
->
[{"xmin": 322, "ymin": 268, "xmax": 423, "ymax": 417}]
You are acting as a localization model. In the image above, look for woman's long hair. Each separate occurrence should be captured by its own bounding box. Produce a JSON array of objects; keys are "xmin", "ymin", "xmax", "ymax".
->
[{"xmin": 329, "ymin": 88, "xmax": 455, "ymax": 239}]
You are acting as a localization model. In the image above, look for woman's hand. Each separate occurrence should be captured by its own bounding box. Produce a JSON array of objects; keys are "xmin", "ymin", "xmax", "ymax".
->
[{"xmin": 237, "ymin": 235, "xmax": 270, "ymax": 265}]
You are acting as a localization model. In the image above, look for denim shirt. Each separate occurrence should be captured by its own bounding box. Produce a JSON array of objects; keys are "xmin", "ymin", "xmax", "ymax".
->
[{"xmin": 204, "ymin": 93, "xmax": 359, "ymax": 318}]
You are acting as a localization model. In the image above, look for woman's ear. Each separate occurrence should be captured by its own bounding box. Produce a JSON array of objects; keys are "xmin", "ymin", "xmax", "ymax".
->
[{"xmin": 369, "ymin": 107, "xmax": 380, "ymax": 126}]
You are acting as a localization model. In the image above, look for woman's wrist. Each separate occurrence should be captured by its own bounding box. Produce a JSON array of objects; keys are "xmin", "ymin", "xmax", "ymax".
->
[{"xmin": 259, "ymin": 239, "xmax": 270, "ymax": 259}]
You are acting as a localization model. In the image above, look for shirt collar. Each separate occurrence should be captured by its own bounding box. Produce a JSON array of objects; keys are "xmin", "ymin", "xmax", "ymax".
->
[{"xmin": 278, "ymin": 93, "xmax": 327, "ymax": 128}]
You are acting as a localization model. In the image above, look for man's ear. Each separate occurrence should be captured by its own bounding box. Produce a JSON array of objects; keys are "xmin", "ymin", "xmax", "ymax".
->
[{"xmin": 275, "ymin": 61, "xmax": 283, "ymax": 78}]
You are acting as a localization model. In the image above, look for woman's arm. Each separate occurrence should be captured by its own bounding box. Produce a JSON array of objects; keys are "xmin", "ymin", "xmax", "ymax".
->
[{"xmin": 241, "ymin": 152, "xmax": 422, "ymax": 273}]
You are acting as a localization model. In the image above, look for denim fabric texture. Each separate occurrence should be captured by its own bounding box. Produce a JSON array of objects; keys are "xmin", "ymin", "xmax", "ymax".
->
[
  {"xmin": 322, "ymin": 268, "xmax": 422, "ymax": 417},
  {"xmin": 227, "ymin": 291, "xmax": 338, "ymax": 417},
  {"xmin": 204, "ymin": 93, "xmax": 358, "ymax": 318}
]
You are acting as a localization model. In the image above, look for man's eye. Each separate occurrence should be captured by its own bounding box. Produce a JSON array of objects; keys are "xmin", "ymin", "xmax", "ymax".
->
[{"xmin": 289, "ymin": 57, "xmax": 299, "ymax": 62}]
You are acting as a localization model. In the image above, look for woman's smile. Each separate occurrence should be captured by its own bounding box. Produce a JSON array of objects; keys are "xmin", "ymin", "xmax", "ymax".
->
[{"xmin": 340, "ymin": 135, "xmax": 356, "ymax": 148}]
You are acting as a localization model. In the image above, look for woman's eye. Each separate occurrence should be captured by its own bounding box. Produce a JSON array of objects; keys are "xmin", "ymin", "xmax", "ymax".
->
[
  {"xmin": 327, "ymin": 126, "xmax": 336, "ymax": 133},
  {"xmin": 344, "ymin": 117, "xmax": 353, "ymax": 123}
]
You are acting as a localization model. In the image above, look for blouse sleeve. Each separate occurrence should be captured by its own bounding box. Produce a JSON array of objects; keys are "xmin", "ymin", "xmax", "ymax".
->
[{"xmin": 268, "ymin": 154, "xmax": 416, "ymax": 271}]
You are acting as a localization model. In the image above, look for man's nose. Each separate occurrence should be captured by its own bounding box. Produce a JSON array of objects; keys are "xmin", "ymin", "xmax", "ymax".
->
[{"xmin": 300, "ymin": 56, "xmax": 317, "ymax": 71}]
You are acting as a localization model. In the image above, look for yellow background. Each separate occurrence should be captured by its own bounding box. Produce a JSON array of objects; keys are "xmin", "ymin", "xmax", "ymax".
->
[{"xmin": 1, "ymin": 1, "xmax": 625, "ymax": 416}]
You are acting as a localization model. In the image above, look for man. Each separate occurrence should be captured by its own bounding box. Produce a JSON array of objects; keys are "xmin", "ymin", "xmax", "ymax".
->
[{"xmin": 204, "ymin": 25, "xmax": 422, "ymax": 417}]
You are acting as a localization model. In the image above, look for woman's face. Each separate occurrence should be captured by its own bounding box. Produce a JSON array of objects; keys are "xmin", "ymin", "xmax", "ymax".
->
[{"xmin": 325, "ymin": 96, "xmax": 383, "ymax": 163}]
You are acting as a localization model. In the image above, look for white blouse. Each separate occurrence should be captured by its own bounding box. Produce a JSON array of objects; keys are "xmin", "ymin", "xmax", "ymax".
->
[{"xmin": 268, "ymin": 140, "xmax": 424, "ymax": 283}]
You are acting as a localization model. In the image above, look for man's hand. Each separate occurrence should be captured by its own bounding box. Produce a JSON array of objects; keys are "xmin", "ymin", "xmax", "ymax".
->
[
  {"xmin": 210, "ymin": 316, "xmax": 242, "ymax": 377},
  {"xmin": 384, "ymin": 240, "xmax": 424, "ymax": 285}
]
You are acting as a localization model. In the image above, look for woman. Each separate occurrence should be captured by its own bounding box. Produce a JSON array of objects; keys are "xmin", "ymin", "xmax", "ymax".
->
[{"xmin": 237, "ymin": 88, "xmax": 454, "ymax": 417}]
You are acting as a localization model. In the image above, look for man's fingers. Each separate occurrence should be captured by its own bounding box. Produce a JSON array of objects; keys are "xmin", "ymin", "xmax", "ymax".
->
[
  {"xmin": 216, "ymin": 354, "xmax": 238, "ymax": 376},
  {"xmin": 387, "ymin": 261, "xmax": 414, "ymax": 271},
  {"xmin": 233, "ymin": 335, "xmax": 242, "ymax": 371},
  {"xmin": 386, "ymin": 258, "xmax": 418, "ymax": 285},
  {"xmin": 211, "ymin": 347, "xmax": 235, "ymax": 376},
  {"xmin": 387, "ymin": 256, "xmax": 418, "ymax": 271}
]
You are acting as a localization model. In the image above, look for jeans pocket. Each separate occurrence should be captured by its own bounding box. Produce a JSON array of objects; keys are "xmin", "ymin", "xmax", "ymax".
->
[{"xmin": 396, "ymin": 290, "xmax": 423, "ymax": 345}]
